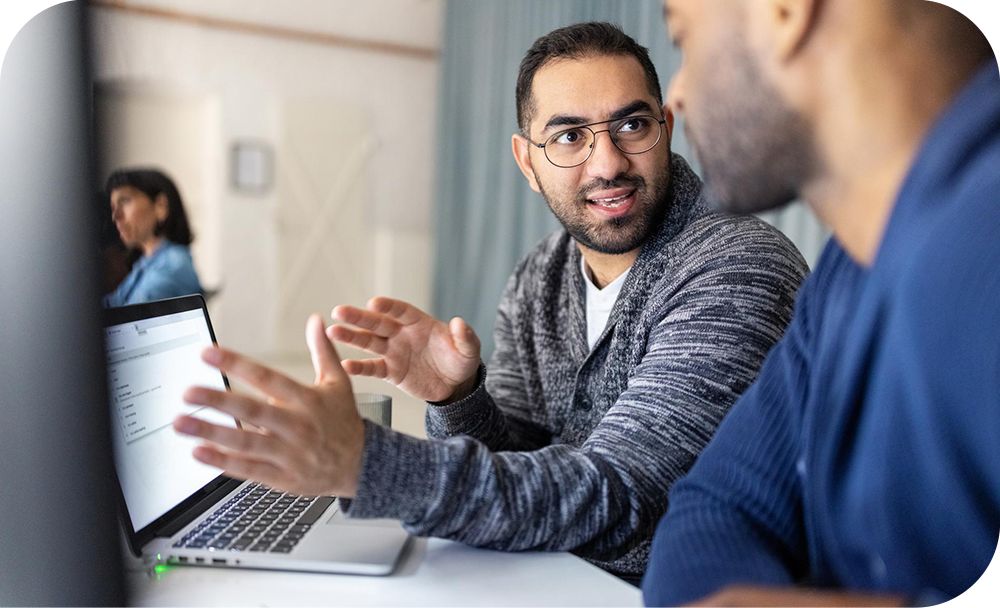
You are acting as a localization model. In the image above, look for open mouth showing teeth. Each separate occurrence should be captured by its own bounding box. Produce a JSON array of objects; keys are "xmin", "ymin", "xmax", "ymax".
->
[{"xmin": 588, "ymin": 191, "xmax": 634, "ymax": 208}]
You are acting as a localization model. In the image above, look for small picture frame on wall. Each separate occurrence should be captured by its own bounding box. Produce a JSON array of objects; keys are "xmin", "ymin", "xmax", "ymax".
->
[{"xmin": 230, "ymin": 140, "xmax": 273, "ymax": 195}]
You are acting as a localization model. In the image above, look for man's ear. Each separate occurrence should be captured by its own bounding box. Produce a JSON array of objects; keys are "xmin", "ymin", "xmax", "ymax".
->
[
  {"xmin": 511, "ymin": 133, "xmax": 541, "ymax": 193},
  {"xmin": 766, "ymin": 0, "xmax": 821, "ymax": 62},
  {"xmin": 661, "ymin": 103, "xmax": 675, "ymax": 146}
]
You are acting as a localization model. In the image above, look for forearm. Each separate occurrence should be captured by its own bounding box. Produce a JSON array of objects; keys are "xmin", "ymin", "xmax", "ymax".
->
[
  {"xmin": 423, "ymin": 265, "xmax": 555, "ymax": 452},
  {"xmin": 345, "ymin": 421, "xmax": 647, "ymax": 558},
  {"xmin": 424, "ymin": 364, "xmax": 551, "ymax": 451}
]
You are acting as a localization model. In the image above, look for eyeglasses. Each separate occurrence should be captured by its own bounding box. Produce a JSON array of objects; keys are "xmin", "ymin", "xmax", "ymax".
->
[{"xmin": 527, "ymin": 115, "xmax": 667, "ymax": 168}]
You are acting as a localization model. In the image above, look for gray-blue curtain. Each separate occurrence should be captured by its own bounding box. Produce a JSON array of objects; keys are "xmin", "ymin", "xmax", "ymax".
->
[{"xmin": 433, "ymin": 0, "xmax": 826, "ymax": 358}]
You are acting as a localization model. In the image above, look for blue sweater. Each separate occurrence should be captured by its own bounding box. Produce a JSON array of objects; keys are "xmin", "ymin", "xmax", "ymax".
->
[
  {"xmin": 643, "ymin": 61, "xmax": 1000, "ymax": 605},
  {"xmin": 103, "ymin": 240, "xmax": 203, "ymax": 307}
]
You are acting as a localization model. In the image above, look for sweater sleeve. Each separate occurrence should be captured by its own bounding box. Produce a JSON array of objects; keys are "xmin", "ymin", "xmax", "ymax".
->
[
  {"xmin": 424, "ymin": 269, "xmax": 553, "ymax": 452},
  {"xmin": 345, "ymin": 236, "xmax": 808, "ymax": 561},
  {"xmin": 641, "ymin": 274, "xmax": 820, "ymax": 605}
]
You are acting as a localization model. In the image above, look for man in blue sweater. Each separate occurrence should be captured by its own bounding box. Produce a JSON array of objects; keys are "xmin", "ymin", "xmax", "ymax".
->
[{"xmin": 643, "ymin": 0, "xmax": 999, "ymax": 605}]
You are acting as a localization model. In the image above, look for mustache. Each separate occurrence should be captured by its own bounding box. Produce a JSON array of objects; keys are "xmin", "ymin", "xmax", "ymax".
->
[{"xmin": 578, "ymin": 174, "xmax": 646, "ymax": 199}]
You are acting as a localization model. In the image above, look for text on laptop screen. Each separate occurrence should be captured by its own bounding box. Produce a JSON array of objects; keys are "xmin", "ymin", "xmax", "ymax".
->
[{"xmin": 105, "ymin": 308, "xmax": 236, "ymax": 531}]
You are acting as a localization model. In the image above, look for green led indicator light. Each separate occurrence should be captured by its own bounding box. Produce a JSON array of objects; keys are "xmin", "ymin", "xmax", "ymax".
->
[{"xmin": 153, "ymin": 563, "xmax": 171, "ymax": 575}]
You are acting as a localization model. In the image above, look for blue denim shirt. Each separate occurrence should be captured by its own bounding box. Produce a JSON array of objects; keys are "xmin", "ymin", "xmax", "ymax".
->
[{"xmin": 103, "ymin": 240, "xmax": 203, "ymax": 307}]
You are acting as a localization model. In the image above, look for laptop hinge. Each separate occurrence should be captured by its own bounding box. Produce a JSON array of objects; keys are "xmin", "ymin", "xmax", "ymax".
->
[{"xmin": 155, "ymin": 478, "xmax": 242, "ymax": 538}]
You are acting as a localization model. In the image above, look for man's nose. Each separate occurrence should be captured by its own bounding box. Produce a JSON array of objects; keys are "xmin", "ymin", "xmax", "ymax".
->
[{"xmin": 585, "ymin": 131, "xmax": 629, "ymax": 181}]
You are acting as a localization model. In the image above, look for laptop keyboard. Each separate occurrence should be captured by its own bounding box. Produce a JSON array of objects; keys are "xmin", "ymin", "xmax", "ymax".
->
[{"xmin": 173, "ymin": 483, "xmax": 335, "ymax": 554}]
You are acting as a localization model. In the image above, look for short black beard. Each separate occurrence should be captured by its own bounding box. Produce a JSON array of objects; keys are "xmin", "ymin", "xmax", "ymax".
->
[
  {"xmin": 689, "ymin": 33, "xmax": 819, "ymax": 214},
  {"xmin": 538, "ymin": 170, "xmax": 670, "ymax": 255}
]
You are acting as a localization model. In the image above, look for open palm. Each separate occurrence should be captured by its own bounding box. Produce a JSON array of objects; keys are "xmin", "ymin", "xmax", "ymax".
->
[{"xmin": 327, "ymin": 297, "xmax": 481, "ymax": 403}]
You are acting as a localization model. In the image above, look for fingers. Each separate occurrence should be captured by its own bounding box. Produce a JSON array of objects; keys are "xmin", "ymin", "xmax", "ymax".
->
[
  {"xmin": 174, "ymin": 415, "xmax": 290, "ymax": 465},
  {"xmin": 341, "ymin": 358, "xmax": 388, "ymax": 379},
  {"xmin": 190, "ymin": 444, "xmax": 287, "ymax": 488},
  {"xmin": 449, "ymin": 317, "xmax": 481, "ymax": 359},
  {"xmin": 183, "ymin": 386, "xmax": 301, "ymax": 439},
  {"xmin": 366, "ymin": 296, "xmax": 427, "ymax": 325},
  {"xmin": 305, "ymin": 314, "xmax": 348, "ymax": 385},
  {"xmin": 174, "ymin": 415, "xmax": 299, "ymax": 489},
  {"xmin": 332, "ymin": 305, "xmax": 402, "ymax": 337},
  {"xmin": 326, "ymin": 324, "xmax": 388, "ymax": 355},
  {"xmin": 202, "ymin": 347, "xmax": 308, "ymax": 404}
]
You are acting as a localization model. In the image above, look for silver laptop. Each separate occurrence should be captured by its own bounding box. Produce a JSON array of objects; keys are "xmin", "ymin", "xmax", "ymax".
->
[{"xmin": 104, "ymin": 295, "xmax": 410, "ymax": 575}]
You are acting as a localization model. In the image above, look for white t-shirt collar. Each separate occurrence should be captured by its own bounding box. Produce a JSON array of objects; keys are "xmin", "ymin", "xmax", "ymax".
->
[{"xmin": 581, "ymin": 256, "xmax": 631, "ymax": 350}]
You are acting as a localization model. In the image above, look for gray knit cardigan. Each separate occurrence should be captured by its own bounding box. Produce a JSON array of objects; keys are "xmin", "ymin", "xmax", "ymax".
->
[{"xmin": 344, "ymin": 154, "xmax": 808, "ymax": 577}]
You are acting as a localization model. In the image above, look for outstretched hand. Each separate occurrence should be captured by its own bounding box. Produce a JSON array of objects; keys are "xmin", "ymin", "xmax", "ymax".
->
[
  {"xmin": 329, "ymin": 297, "xmax": 481, "ymax": 403},
  {"xmin": 173, "ymin": 314, "xmax": 365, "ymax": 497}
]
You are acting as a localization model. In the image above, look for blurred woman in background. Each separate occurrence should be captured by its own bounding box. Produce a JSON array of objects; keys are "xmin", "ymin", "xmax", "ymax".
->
[{"xmin": 103, "ymin": 168, "xmax": 203, "ymax": 307}]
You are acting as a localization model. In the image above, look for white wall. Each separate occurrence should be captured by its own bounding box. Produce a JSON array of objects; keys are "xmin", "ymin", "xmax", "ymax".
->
[{"xmin": 91, "ymin": 0, "xmax": 443, "ymax": 436}]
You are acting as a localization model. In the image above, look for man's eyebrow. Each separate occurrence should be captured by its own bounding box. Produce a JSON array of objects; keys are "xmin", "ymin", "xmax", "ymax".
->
[
  {"xmin": 542, "ymin": 100, "xmax": 655, "ymax": 133},
  {"xmin": 543, "ymin": 113, "xmax": 589, "ymax": 132},
  {"xmin": 609, "ymin": 100, "xmax": 654, "ymax": 121}
]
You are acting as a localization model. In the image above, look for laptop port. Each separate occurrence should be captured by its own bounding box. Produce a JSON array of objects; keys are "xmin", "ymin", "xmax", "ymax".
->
[
  {"xmin": 212, "ymin": 558, "xmax": 226, "ymax": 565},
  {"xmin": 195, "ymin": 557, "xmax": 204, "ymax": 564},
  {"xmin": 178, "ymin": 556, "xmax": 188, "ymax": 563}
]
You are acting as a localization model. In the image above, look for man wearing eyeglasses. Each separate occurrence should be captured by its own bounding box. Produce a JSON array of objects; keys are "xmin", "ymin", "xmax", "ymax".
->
[{"xmin": 174, "ymin": 22, "xmax": 807, "ymax": 581}]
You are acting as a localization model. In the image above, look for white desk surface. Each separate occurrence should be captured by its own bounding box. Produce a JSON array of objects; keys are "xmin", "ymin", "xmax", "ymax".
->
[{"xmin": 129, "ymin": 537, "xmax": 643, "ymax": 606}]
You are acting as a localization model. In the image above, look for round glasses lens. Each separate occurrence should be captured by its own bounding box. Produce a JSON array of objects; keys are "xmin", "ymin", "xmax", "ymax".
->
[
  {"xmin": 612, "ymin": 116, "xmax": 661, "ymax": 153},
  {"xmin": 545, "ymin": 127, "xmax": 593, "ymax": 167}
]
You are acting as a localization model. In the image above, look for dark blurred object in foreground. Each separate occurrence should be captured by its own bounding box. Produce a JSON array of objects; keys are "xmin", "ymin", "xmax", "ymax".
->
[{"xmin": 0, "ymin": 1, "xmax": 125, "ymax": 605}]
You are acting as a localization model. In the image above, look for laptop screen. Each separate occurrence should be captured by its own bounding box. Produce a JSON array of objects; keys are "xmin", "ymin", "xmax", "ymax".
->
[{"xmin": 105, "ymin": 302, "xmax": 236, "ymax": 532}]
